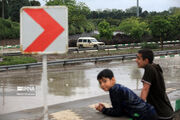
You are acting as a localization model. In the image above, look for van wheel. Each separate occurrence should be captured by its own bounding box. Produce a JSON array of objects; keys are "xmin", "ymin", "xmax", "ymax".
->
[
  {"xmin": 94, "ymin": 45, "xmax": 98, "ymax": 49},
  {"xmin": 79, "ymin": 45, "xmax": 83, "ymax": 48}
]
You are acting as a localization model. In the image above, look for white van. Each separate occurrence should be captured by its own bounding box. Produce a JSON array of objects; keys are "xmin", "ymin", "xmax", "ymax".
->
[{"xmin": 76, "ymin": 37, "xmax": 105, "ymax": 48}]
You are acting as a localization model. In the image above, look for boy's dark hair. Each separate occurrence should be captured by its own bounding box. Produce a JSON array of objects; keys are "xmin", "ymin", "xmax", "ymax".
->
[
  {"xmin": 97, "ymin": 69, "xmax": 114, "ymax": 80},
  {"xmin": 138, "ymin": 49, "xmax": 154, "ymax": 64}
]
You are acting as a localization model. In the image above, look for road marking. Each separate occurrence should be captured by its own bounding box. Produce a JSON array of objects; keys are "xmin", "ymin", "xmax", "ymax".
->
[
  {"xmin": 50, "ymin": 110, "xmax": 83, "ymax": 120},
  {"xmin": 166, "ymin": 88, "xmax": 176, "ymax": 93}
]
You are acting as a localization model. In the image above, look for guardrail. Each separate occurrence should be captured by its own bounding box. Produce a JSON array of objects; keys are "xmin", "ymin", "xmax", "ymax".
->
[
  {"xmin": 1, "ymin": 41, "xmax": 180, "ymax": 56},
  {"xmin": 69, "ymin": 41, "xmax": 180, "ymax": 53},
  {"xmin": 0, "ymin": 49, "xmax": 180, "ymax": 71}
]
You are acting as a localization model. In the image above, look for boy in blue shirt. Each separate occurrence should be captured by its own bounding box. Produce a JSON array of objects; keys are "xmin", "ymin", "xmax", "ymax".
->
[{"xmin": 95, "ymin": 69, "xmax": 158, "ymax": 120}]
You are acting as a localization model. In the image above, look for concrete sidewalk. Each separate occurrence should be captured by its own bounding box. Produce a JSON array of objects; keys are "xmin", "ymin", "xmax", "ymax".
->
[{"xmin": 0, "ymin": 83, "xmax": 180, "ymax": 120}]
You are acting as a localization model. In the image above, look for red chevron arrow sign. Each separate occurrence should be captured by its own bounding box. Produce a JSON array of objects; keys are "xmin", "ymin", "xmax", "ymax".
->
[{"xmin": 20, "ymin": 6, "xmax": 68, "ymax": 54}]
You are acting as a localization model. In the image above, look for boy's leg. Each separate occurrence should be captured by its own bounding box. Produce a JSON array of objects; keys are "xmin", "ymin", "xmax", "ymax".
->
[{"xmin": 140, "ymin": 107, "xmax": 158, "ymax": 120}]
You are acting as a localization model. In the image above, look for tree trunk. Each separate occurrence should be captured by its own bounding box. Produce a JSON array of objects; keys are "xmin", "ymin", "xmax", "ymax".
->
[
  {"xmin": 2, "ymin": 0, "xmax": 5, "ymax": 19},
  {"xmin": 160, "ymin": 37, "xmax": 163, "ymax": 50}
]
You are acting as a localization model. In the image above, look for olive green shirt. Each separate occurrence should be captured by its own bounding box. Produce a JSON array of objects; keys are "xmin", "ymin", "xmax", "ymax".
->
[{"xmin": 142, "ymin": 63, "xmax": 174, "ymax": 119}]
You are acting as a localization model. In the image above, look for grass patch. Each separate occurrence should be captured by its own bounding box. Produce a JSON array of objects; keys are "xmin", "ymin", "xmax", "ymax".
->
[{"xmin": 0, "ymin": 56, "xmax": 37, "ymax": 66}]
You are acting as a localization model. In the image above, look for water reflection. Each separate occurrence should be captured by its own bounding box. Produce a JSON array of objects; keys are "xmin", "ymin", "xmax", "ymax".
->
[
  {"xmin": 48, "ymin": 70, "xmax": 89, "ymax": 96},
  {"xmin": 130, "ymin": 67, "xmax": 142, "ymax": 89},
  {"xmin": 0, "ymin": 71, "xmax": 41, "ymax": 95},
  {"xmin": 155, "ymin": 56, "xmax": 180, "ymax": 83}
]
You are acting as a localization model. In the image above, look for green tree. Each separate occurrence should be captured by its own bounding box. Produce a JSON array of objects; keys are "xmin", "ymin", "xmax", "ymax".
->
[
  {"xmin": 119, "ymin": 17, "xmax": 149, "ymax": 42},
  {"xmin": 88, "ymin": 9, "xmax": 125, "ymax": 20},
  {"xmin": 98, "ymin": 20, "xmax": 113, "ymax": 40},
  {"xmin": 168, "ymin": 15, "xmax": 180, "ymax": 40},
  {"xmin": 46, "ymin": 0, "xmax": 94, "ymax": 35},
  {"xmin": 149, "ymin": 16, "xmax": 173, "ymax": 50},
  {"xmin": 140, "ymin": 10, "xmax": 149, "ymax": 18},
  {"xmin": 30, "ymin": 0, "xmax": 41, "ymax": 6},
  {"xmin": 8, "ymin": 0, "xmax": 30, "ymax": 22}
]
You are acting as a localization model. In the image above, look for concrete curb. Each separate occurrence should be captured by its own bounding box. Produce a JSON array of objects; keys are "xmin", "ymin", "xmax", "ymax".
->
[{"xmin": 0, "ymin": 88, "xmax": 180, "ymax": 120}]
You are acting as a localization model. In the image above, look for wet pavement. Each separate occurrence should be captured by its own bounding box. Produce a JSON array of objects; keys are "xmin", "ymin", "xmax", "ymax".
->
[
  {"xmin": 0, "ymin": 86, "xmax": 180, "ymax": 120},
  {"xmin": 0, "ymin": 60, "xmax": 143, "ymax": 114},
  {"xmin": 0, "ymin": 55, "xmax": 180, "ymax": 120}
]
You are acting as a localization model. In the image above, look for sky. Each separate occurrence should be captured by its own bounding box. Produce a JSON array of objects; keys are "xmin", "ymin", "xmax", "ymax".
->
[{"xmin": 39, "ymin": 0, "xmax": 180, "ymax": 12}]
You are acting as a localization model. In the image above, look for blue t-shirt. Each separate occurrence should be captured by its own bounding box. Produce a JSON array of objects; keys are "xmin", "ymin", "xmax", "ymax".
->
[{"xmin": 102, "ymin": 84, "xmax": 154, "ymax": 118}]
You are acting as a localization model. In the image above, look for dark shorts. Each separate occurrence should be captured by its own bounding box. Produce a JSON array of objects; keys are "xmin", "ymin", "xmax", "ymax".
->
[{"xmin": 139, "ymin": 106, "xmax": 158, "ymax": 120}]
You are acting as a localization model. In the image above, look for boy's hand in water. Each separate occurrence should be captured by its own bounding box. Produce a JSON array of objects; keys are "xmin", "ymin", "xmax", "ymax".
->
[{"xmin": 95, "ymin": 103, "xmax": 105, "ymax": 112}]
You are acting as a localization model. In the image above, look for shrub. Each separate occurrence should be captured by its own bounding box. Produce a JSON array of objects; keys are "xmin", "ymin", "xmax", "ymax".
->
[
  {"xmin": 68, "ymin": 39, "xmax": 77, "ymax": 47},
  {"xmin": 141, "ymin": 42, "xmax": 158, "ymax": 49},
  {"xmin": 0, "ymin": 18, "xmax": 20, "ymax": 40}
]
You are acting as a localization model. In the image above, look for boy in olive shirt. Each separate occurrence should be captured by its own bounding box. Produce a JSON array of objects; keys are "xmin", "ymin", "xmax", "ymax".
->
[{"xmin": 136, "ymin": 49, "xmax": 174, "ymax": 120}]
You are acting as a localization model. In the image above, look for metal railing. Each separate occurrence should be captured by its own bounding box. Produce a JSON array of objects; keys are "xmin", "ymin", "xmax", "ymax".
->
[
  {"xmin": 0, "ymin": 49, "xmax": 180, "ymax": 71},
  {"xmin": 1, "ymin": 41, "xmax": 180, "ymax": 56}
]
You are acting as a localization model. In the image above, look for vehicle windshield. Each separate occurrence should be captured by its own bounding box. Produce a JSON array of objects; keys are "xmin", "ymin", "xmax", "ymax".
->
[{"xmin": 91, "ymin": 39, "xmax": 98, "ymax": 42}]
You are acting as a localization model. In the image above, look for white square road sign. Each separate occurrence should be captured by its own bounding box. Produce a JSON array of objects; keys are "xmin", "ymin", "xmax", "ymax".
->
[{"xmin": 20, "ymin": 6, "xmax": 68, "ymax": 54}]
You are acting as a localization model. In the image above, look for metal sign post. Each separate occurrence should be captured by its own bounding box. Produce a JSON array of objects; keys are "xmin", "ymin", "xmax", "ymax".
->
[
  {"xmin": 20, "ymin": 6, "xmax": 68, "ymax": 120},
  {"xmin": 42, "ymin": 54, "xmax": 48, "ymax": 120}
]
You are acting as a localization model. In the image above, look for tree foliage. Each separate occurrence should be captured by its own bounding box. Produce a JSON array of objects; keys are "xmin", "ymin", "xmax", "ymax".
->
[
  {"xmin": 0, "ymin": 18, "xmax": 19, "ymax": 40},
  {"xmin": 88, "ymin": 6, "xmax": 143, "ymax": 20},
  {"xmin": 167, "ymin": 15, "xmax": 180, "ymax": 40},
  {"xmin": 30, "ymin": 0, "xmax": 41, "ymax": 6},
  {"xmin": 46, "ymin": 0, "xmax": 94, "ymax": 35},
  {"xmin": 98, "ymin": 20, "xmax": 113, "ymax": 40},
  {"xmin": 149, "ymin": 16, "xmax": 173, "ymax": 50},
  {"xmin": 8, "ymin": 0, "xmax": 30, "ymax": 22},
  {"xmin": 0, "ymin": 0, "xmax": 40, "ymax": 22},
  {"xmin": 119, "ymin": 17, "xmax": 149, "ymax": 42},
  {"xmin": 1, "ymin": 0, "xmax": 180, "ymax": 45}
]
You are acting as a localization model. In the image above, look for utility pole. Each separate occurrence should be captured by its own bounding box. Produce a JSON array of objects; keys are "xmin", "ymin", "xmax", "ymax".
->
[{"xmin": 137, "ymin": 0, "xmax": 139, "ymax": 17}]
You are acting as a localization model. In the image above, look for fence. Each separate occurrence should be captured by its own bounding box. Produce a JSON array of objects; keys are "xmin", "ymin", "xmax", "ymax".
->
[{"xmin": 0, "ymin": 49, "xmax": 180, "ymax": 71}]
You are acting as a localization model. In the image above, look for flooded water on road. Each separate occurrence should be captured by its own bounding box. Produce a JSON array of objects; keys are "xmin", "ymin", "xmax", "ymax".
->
[{"xmin": 0, "ymin": 55, "xmax": 180, "ymax": 114}]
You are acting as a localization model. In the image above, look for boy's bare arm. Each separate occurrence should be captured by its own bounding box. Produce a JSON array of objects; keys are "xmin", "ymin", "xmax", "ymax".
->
[{"xmin": 141, "ymin": 82, "xmax": 150, "ymax": 101}]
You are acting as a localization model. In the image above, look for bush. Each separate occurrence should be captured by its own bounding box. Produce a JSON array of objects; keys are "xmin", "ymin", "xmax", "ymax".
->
[
  {"xmin": 0, "ymin": 18, "xmax": 20, "ymax": 40},
  {"xmin": 68, "ymin": 39, "xmax": 77, "ymax": 47},
  {"xmin": 69, "ymin": 25, "xmax": 76, "ymax": 35},
  {"xmin": 98, "ymin": 20, "xmax": 113, "ymax": 40},
  {"xmin": 141, "ymin": 42, "xmax": 158, "ymax": 49},
  {"xmin": 0, "ymin": 56, "xmax": 37, "ymax": 66},
  {"xmin": 111, "ymin": 33, "xmax": 135, "ymax": 44}
]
